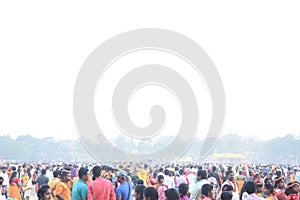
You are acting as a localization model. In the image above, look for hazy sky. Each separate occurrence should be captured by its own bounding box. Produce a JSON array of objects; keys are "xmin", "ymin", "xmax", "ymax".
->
[{"xmin": 0, "ymin": 1, "xmax": 300, "ymax": 141}]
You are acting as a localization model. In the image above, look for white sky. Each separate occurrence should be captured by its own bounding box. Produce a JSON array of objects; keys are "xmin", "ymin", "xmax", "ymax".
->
[{"xmin": 0, "ymin": 1, "xmax": 300, "ymax": 141}]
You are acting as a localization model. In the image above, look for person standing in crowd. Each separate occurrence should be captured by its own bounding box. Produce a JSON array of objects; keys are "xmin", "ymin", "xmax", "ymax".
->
[
  {"xmin": 88, "ymin": 166, "xmax": 115, "ymax": 200},
  {"xmin": 143, "ymin": 187, "xmax": 158, "ymax": 200},
  {"xmin": 8, "ymin": 171, "xmax": 22, "ymax": 200},
  {"xmin": 24, "ymin": 170, "xmax": 38, "ymax": 200},
  {"xmin": 157, "ymin": 175, "xmax": 168, "ymax": 200},
  {"xmin": 37, "ymin": 184, "xmax": 52, "ymax": 200},
  {"xmin": 179, "ymin": 183, "xmax": 190, "ymax": 200},
  {"xmin": 164, "ymin": 169, "xmax": 175, "ymax": 189},
  {"xmin": 49, "ymin": 170, "xmax": 60, "ymax": 193},
  {"xmin": 174, "ymin": 170, "xmax": 187, "ymax": 191},
  {"xmin": 274, "ymin": 177, "xmax": 288, "ymax": 200},
  {"xmin": 191, "ymin": 170, "xmax": 209, "ymax": 200},
  {"xmin": 222, "ymin": 171, "xmax": 239, "ymax": 200},
  {"xmin": 0, "ymin": 167, "xmax": 9, "ymax": 198},
  {"xmin": 38, "ymin": 169, "xmax": 50, "ymax": 189},
  {"xmin": 54, "ymin": 170, "xmax": 71, "ymax": 200},
  {"xmin": 133, "ymin": 184, "xmax": 145, "ymax": 200},
  {"xmin": 263, "ymin": 184, "xmax": 278, "ymax": 200},
  {"xmin": 72, "ymin": 167, "xmax": 88, "ymax": 200},
  {"xmin": 200, "ymin": 184, "xmax": 215, "ymax": 200},
  {"xmin": 284, "ymin": 182, "xmax": 299, "ymax": 200},
  {"xmin": 0, "ymin": 177, "xmax": 6, "ymax": 200},
  {"xmin": 116, "ymin": 171, "xmax": 132, "ymax": 200},
  {"xmin": 243, "ymin": 182, "xmax": 262, "ymax": 200},
  {"xmin": 236, "ymin": 171, "xmax": 246, "ymax": 195},
  {"xmin": 136, "ymin": 164, "xmax": 148, "ymax": 186}
]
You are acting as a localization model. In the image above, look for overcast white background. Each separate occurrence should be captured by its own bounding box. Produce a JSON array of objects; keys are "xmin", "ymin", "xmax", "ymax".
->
[{"xmin": 0, "ymin": 1, "xmax": 300, "ymax": 141}]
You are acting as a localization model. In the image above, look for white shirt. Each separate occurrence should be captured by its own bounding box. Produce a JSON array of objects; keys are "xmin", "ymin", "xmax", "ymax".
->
[
  {"xmin": 164, "ymin": 175, "xmax": 175, "ymax": 189},
  {"xmin": 0, "ymin": 172, "xmax": 9, "ymax": 186}
]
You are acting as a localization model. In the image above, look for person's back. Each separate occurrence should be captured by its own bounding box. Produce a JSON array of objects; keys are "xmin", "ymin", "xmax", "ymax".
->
[
  {"xmin": 88, "ymin": 166, "xmax": 115, "ymax": 200},
  {"xmin": 38, "ymin": 170, "xmax": 49, "ymax": 188}
]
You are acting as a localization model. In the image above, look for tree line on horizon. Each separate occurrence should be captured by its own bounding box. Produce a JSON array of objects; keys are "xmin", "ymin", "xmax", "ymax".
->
[{"xmin": 0, "ymin": 133, "xmax": 299, "ymax": 164}]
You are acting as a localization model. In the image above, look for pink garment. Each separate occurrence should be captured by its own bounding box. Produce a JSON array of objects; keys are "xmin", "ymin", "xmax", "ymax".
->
[{"xmin": 88, "ymin": 177, "xmax": 115, "ymax": 200}]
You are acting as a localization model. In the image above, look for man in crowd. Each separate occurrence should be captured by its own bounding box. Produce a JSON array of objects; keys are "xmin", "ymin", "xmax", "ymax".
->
[
  {"xmin": 116, "ymin": 171, "xmax": 132, "ymax": 200},
  {"xmin": 72, "ymin": 167, "xmax": 88, "ymax": 200}
]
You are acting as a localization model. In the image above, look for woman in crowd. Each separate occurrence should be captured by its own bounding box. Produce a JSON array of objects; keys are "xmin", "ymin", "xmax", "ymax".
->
[
  {"xmin": 200, "ymin": 184, "xmax": 215, "ymax": 200},
  {"xmin": 179, "ymin": 183, "xmax": 190, "ymax": 200},
  {"xmin": 8, "ymin": 171, "xmax": 22, "ymax": 200},
  {"xmin": 37, "ymin": 184, "xmax": 52, "ymax": 200},
  {"xmin": 157, "ymin": 175, "xmax": 168, "ymax": 200}
]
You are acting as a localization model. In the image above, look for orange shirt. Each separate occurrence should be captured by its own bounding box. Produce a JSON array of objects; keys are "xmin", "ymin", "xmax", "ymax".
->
[{"xmin": 54, "ymin": 182, "xmax": 71, "ymax": 200}]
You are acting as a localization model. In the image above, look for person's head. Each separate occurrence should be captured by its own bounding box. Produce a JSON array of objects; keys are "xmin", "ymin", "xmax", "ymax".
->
[
  {"xmin": 221, "ymin": 191, "xmax": 233, "ymax": 200},
  {"xmin": 264, "ymin": 178, "xmax": 272, "ymax": 185},
  {"xmin": 117, "ymin": 171, "xmax": 127, "ymax": 183},
  {"xmin": 226, "ymin": 171, "xmax": 234, "ymax": 182},
  {"xmin": 136, "ymin": 179, "xmax": 144, "ymax": 185},
  {"xmin": 197, "ymin": 170, "xmax": 207, "ymax": 180},
  {"xmin": 78, "ymin": 167, "xmax": 88, "ymax": 182},
  {"xmin": 259, "ymin": 172, "xmax": 264, "ymax": 178},
  {"xmin": 143, "ymin": 187, "xmax": 158, "ymax": 200},
  {"xmin": 245, "ymin": 181, "xmax": 256, "ymax": 195},
  {"xmin": 60, "ymin": 170, "xmax": 71, "ymax": 182},
  {"xmin": 285, "ymin": 182, "xmax": 300, "ymax": 196},
  {"xmin": 92, "ymin": 166, "xmax": 101, "ymax": 178},
  {"xmin": 274, "ymin": 177, "xmax": 284, "ymax": 189},
  {"xmin": 135, "ymin": 185, "xmax": 146, "ymax": 200},
  {"xmin": 165, "ymin": 169, "xmax": 170, "ymax": 176},
  {"xmin": 165, "ymin": 188, "xmax": 179, "ymax": 200},
  {"xmin": 212, "ymin": 166, "xmax": 217, "ymax": 172},
  {"xmin": 222, "ymin": 184, "xmax": 233, "ymax": 192},
  {"xmin": 263, "ymin": 184, "xmax": 274, "ymax": 195},
  {"xmin": 41, "ymin": 169, "xmax": 47, "ymax": 175},
  {"xmin": 157, "ymin": 175, "xmax": 164, "ymax": 184},
  {"xmin": 202, "ymin": 184, "xmax": 214, "ymax": 197},
  {"xmin": 179, "ymin": 183, "xmax": 189, "ymax": 197},
  {"xmin": 37, "ymin": 184, "xmax": 51, "ymax": 200},
  {"xmin": 53, "ymin": 170, "xmax": 60, "ymax": 178},
  {"xmin": 239, "ymin": 171, "xmax": 243, "ymax": 175}
]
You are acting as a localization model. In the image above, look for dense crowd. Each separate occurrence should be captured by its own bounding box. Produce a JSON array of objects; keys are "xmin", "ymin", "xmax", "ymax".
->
[{"xmin": 0, "ymin": 162, "xmax": 299, "ymax": 200}]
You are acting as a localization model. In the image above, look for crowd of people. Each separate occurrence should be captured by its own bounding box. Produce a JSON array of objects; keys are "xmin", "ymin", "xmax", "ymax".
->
[{"xmin": 0, "ymin": 162, "xmax": 299, "ymax": 200}]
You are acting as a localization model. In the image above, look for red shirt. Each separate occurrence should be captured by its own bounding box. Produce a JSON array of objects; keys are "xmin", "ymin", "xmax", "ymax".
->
[{"xmin": 88, "ymin": 177, "xmax": 115, "ymax": 200}]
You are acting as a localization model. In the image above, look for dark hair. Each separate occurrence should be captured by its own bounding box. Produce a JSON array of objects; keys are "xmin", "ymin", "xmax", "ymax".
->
[
  {"xmin": 135, "ymin": 179, "xmax": 144, "ymax": 185},
  {"xmin": 245, "ymin": 181, "xmax": 256, "ymax": 194},
  {"xmin": 212, "ymin": 166, "xmax": 217, "ymax": 172},
  {"xmin": 222, "ymin": 184, "xmax": 233, "ymax": 191},
  {"xmin": 264, "ymin": 184, "xmax": 274, "ymax": 194},
  {"xmin": 285, "ymin": 182, "xmax": 297, "ymax": 196},
  {"xmin": 221, "ymin": 191, "xmax": 233, "ymax": 200},
  {"xmin": 165, "ymin": 188, "xmax": 179, "ymax": 200},
  {"xmin": 60, "ymin": 170, "xmax": 70, "ymax": 180},
  {"xmin": 157, "ymin": 175, "xmax": 164, "ymax": 184},
  {"xmin": 165, "ymin": 169, "xmax": 170, "ymax": 176},
  {"xmin": 78, "ymin": 167, "xmax": 88, "ymax": 179},
  {"xmin": 202, "ymin": 184, "xmax": 213, "ymax": 196},
  {"xmin": 143, "ymin": 187, "xmax": 158, "ymax": 200},
  {"xmin": 179, "ymin": 183, "xmax": 189, "ymax": 197},
  {"xmin": 92, "ymin": 166, "xmax": 101, "ymax": 178},
  {"xmin": 135, "ymin": 185, "xmax": 146, "ymax": 200},
  {"xmin": 53, "ymin": 170, "xmax": 60, "ymax": 178},
  {"xmin": 9, "ymin": 172, "xmax": 18, "ymax": 184},
  {"xmin": 264, "ymin": 178, "xmax": 272, "ymax": 185},
  {"xmin": 197, "ymin": 170, "xmax": 207, "ymax": 179},
  {"xmin": 41, "ymin": 169, "xmax": 47, "ymax": 175},
  {"xmin": 37, "ymin": 184, "xmax": 50, "ymax": 200}
]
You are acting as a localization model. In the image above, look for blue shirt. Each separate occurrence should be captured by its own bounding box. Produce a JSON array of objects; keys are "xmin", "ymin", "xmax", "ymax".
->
[
  {"xmin": 72, "ymin": 179, "xmax": 88, "ymax": 200},
  {"xmin": 116, "ymin": 182, "xmax": 132, "ymax": 200}
]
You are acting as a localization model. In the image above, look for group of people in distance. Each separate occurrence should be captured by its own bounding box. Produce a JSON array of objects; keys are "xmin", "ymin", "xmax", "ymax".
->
[{"xmin": 0, "ymin": 162, "xmax": 299, "ymax": 200}]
